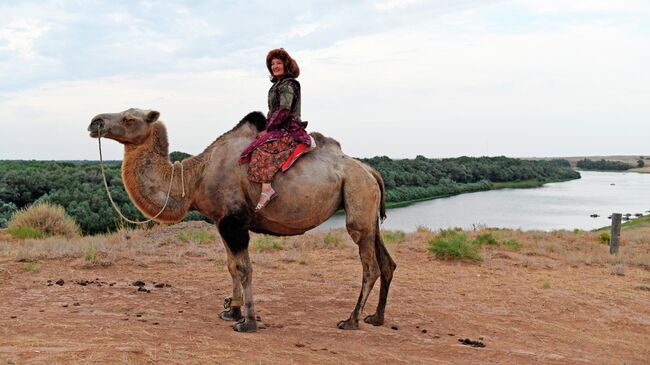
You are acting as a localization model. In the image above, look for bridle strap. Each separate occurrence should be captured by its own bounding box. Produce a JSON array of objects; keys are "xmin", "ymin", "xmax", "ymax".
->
[{"xmin": 97, "ymin": 126, "xmax": 183, "ymax": 224}]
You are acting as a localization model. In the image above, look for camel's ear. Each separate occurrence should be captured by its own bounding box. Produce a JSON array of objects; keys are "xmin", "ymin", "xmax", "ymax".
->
[{"xmin": 146, "ymin": 110, "xmax": 160, "ymax": 124}]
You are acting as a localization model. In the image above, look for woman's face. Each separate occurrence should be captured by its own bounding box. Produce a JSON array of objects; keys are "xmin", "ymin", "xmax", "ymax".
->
[{"xmin": 271, "ymin": 58, "xmax": 285, "ymax": 77}]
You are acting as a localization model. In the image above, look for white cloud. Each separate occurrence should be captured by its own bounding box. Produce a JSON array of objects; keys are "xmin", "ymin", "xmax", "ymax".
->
[
  {"xmin": 0, "ymin": 18, "xmax": 51, "ymax": 58},
  {"xmin": 280, "ymin": 22, "xmax": 325, "ymax": 39},
  {"xmin": 297, "ymin": 13, "xmax": 650, "ymax": 157},
  {"xmin": 373, "ymin": 0, "xmax": 424, "ymax": 11},
  {"xmin": 0, "ymin": 0, "xmax": 648, "ymax": 160},
  {"xmin": 516, "ymin": 0, "xmax": 650, "ymax": 14},
  {"xmin": 0, "ymin": 68, "xmax": 269, "ymax": 160}
]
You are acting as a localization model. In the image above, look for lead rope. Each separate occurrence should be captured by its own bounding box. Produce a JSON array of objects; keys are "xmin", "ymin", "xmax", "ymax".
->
[{"xmin": 97, "ymin": 126, "xmax": 183, "ymax": 224}]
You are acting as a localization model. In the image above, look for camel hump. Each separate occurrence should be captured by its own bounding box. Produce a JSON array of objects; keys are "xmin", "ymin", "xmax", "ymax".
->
[
  {"xmin": 241, "ymin": 111, "xmax": 266, "ymax": 132},
  {"xmin": 309, "ymin": 132, "xmax": 341, "ymax": 150}
]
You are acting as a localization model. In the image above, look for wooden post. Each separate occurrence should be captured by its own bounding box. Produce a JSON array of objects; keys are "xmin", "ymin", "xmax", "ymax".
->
[{"xmin": 609, "ymin": 213, "xmax": 622, "ymax": 254}]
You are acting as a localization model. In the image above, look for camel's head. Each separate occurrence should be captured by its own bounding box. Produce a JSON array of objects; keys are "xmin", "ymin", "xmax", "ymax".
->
[{"xmin": 88, "ymin": 108, "xmax": 160, "ymax": 144}]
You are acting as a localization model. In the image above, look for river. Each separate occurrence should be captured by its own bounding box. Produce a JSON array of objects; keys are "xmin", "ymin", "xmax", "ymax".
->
[{"xmin": 320, "ymin": 171, "xmax": 650, "ymax": 232}]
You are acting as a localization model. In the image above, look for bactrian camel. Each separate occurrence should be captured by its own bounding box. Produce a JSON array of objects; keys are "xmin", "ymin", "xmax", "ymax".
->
[{"xmin": 88, "ymin": 108, "xmax": 396, "ymax": 332}]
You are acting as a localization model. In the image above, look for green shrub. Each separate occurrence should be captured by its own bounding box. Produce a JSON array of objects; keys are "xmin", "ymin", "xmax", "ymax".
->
[
  {"xmin": 438, "ymin": 227, "xmax": 463, "ymax": 238},
  {"xmin": 7, "ymin": 202, "xmax": 80, "ymax": 239},
  {"xmin": 8, "ymin": 226, "xmax": 44, "ymax": 239},
  {"xmin": 428, "ymin": 231, "xmax": 480, "ymax": 261},
  {"xmin": 502, "ymin": 239, "xmax": 522, "ymax": 251},
  {"xmin": 473, "ymin": 233, "xmax": 498, "ymax": 246},
  {"xmin": 253, "ymin": 235, "xmax": 284, "ymax": 252},
  {"xmin": 472, "ymin": 232, "xmax": 521, "ymax": 251},
  {"xmin": 598, "ymin": 233, "xmax": 610, "ymax": 244},
  {"xmin": 0, "ymin": 201, "xmax": 17, "ymax": 228},
  {"xmin": 177, "ymin": 229, "xmax": 216, "ymax": 244}
]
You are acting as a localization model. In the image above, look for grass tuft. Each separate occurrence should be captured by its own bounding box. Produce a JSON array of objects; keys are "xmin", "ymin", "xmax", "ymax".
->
[
  {"xmin": 502, "ymin": 239, "xmax": 522, "ymax": 251},
  {"xmin": 23, "ymin": 262, "xmax": 40, "ymax": 272},
  {"xmin": 253, "ymin": 235, "xmax": 285, "ymax": 252},
  {"xmin": 323, "ymin": 231, "xmax": 343, "ymax": 248},
  {"xmin": 598, "ymin": 233, "xmax": 610, "ymax": 245},
  {"xmin": 8, "ymin": 226, "xmax": 43, "ymax": 239},
  {"xmin": 177, "ymin": 229, "xmax": 216, "ymax": 244},
  {"xmin": 382, "ymin": 230, "xmax": 406, "ymax": 244},
  {"xmin": 84, "ymin": 245, "xmax": 97, "ymax": 261},
  {"xmin": 7, "ymin": 202, "xmax": 80, "ymax": 239},
  {"xmin": 428, "ymin": 231, "xmax": 481, "ymax": 261},
  {"xmin": 473, "ymin": 233, "xmax": 499, "ymax": 246}
]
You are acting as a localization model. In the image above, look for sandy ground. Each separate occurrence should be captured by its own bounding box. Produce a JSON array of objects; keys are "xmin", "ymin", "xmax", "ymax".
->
[{"xmin": 1, "ymin": 223, "xmax": 649, "ymax": 365}]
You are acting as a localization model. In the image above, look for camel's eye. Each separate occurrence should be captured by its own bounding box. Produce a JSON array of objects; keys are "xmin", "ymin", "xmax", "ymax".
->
[{"xmin": 124, "ymin": 118, "xmax": 136, "ymax": 126}]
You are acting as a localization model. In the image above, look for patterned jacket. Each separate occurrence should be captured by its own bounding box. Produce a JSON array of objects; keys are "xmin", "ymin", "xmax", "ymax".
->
[{"xmin": 268, "ymin": 77, "xmax": 301, "ymax": 122}]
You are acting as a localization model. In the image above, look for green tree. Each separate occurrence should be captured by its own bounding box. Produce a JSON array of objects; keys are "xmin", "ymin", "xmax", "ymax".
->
[
  {"xmin": 170, "ymin": 151, "xmax": 192, "ymax": 162},
  {"xmin": 0, "ymin": 200, "xmax": 17, "ymax": 228}
]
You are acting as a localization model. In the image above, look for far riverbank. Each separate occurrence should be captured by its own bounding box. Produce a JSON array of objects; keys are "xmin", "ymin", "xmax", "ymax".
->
[
  {"xmin": 323, "ymin": 171, "xmax": 650, "ymax": 232},
  {"xmin": 386, "ymin": 177, "xmax": 579, "ymax": 209}
]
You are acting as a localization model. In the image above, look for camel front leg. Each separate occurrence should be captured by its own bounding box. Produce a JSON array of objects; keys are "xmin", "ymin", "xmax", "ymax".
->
[
  {"xmin": 232, "ymin": 249, "xmax": 257, "ymax": 332},
  {"xmin": 218, "ymin": 246, "xmax": 244, "ymax": 321},
  {"xmin": 218, "ymin": 215, "xmax": 257, "ymax": 332}
]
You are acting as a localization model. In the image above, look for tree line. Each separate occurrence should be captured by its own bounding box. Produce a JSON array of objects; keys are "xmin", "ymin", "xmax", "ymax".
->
[
  {"xmin": 360, "ymin": 156, "xmax": 578, "ymax": 202},
  {"xmin": 0, "ymin": 155, "xmax": 579, "ymax": 234},
  {"xmin": 576, "ymin": 159, "xmax": 631, "ymax": 171}
]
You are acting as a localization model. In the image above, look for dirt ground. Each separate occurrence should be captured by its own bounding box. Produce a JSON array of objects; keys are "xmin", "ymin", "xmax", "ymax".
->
[{"xmin": 1, "ymin": 223, "xmax": 649, "ymax": 364}]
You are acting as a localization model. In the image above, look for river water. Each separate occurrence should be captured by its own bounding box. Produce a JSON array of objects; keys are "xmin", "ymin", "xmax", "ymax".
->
[{"xmin": 320, "ymin": 171, "xmax": 650, "ymax": 232}]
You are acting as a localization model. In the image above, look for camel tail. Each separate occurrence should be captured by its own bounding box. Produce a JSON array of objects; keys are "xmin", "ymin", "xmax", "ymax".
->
[
  {"xmin": 374, "ymin": 221, "xmax": 396, "ymax": 273},
  {"xmin": 367, "ymin": 167, "xmax": 387, "ymax": 223},
  {"xmin": 373, "ymin": 218, "xmax": 396, "ymax": 321}
]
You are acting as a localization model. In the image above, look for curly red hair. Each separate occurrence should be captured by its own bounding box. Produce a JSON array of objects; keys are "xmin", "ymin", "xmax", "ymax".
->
[{"xmin": 266, "ymin": 48, "xmax": 300, "ymax": 81}]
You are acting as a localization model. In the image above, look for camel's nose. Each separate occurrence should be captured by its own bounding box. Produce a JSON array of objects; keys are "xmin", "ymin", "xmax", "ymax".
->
[{"xmin": 88, "ymin": 116, "xmax": 105, "ymax": 132}]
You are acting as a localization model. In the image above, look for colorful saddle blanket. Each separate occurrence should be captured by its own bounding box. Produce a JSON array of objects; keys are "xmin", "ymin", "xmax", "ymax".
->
[
  {"xmin": 281, "ymin": 143, "xmax": 310, "ymax": 172},
  {"xmin": 240, "ymin": 142, "xmax": 311, "ymax": 172}
]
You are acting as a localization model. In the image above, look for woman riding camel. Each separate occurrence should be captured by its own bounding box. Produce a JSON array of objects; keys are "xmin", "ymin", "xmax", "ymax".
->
[{"xmin": 240, "ymin": 48, "xmax": 312, "ymax": 211}]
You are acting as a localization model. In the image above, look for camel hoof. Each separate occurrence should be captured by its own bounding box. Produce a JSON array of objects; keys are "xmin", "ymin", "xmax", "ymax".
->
[
  {"xmin": 337, "ymin": 319, "xmax": 359, "ymax": 330},
  {"xmin": 364, "ymin": 314, "xmax": 384, "ymax": 326},
  {"xmin": 219, "ymin": 307, "xmax": 243, "ymax": 321},
  {"xmin": 233, "ymin": 318, "xmax": 257, "ymax": 333}
]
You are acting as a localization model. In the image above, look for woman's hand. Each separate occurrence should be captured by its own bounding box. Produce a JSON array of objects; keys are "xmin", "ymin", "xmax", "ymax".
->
[{"xmin": 257, "ymin": 130, "xmax": 268, "ymax": 139}]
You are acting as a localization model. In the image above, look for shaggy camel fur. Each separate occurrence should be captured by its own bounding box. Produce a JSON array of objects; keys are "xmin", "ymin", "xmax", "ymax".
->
[{"xmin": 88, "ymin": 108, "xmax": 396, "ymax": 332}]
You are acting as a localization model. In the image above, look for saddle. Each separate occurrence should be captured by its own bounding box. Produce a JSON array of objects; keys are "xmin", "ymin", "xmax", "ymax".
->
[
  {"xmin": 281, "ymin": 143, "xmax": 309, "ymax": 172},
  {"xmin": 240, "ymin": 136, "xmax": 316, "ymax": 172}
]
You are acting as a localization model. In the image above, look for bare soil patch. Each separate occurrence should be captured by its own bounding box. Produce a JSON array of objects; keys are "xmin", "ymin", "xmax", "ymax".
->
[{"xmin": 1, "ymin": 222, "xmax": 649, "ymax": 364}]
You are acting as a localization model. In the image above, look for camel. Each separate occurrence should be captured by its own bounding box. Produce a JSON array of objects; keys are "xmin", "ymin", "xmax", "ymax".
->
[{"xmin": 87, "ymin": 108, "xmax": 396, "ymax": 332}]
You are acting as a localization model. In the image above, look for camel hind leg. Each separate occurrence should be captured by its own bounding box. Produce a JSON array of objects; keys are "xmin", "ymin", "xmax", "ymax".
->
[
  {"xmin": 337, "ymin": 167, "xmax": 382, "ymax": 330},
  {"xmin": 364, "ymin": 221, "xmax": 396, "ymax": 326},
  {"xmin": 337, "ymin": 222, "xmax": 381, "ymax": 330}
]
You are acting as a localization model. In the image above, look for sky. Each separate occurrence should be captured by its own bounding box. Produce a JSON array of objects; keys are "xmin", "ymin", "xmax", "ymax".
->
[{"xmin": 0, "ymin": 0, "xmax": 649, "ymax": 160}]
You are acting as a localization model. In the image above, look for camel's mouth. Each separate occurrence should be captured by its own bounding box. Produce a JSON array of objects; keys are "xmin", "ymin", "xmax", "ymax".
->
[
  {"xmin": 88, "ymin": 129, "xmax": 108, "ymax": 138},
  {"xmin": 88, "ymin": 119, "xmax": 108, "ymax": 138}
]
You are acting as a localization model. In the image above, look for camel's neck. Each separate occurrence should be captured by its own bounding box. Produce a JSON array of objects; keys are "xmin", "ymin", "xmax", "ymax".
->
[{"xmin": 121, "ymin": 122, "xmax": 203, "ymax": 222}]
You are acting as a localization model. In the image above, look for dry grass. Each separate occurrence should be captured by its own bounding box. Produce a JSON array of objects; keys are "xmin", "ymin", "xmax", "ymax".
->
[
  {"xmin": 396, "ymin": 224, "xmax": 650, "ymax": 269},
  {"xmin": 7, "ymin": 202, "xmax": 80, "ymax": 239},
  {"xmin": 1, "ymin": 222, "xmax": 222, "ymax": 267},
  {"xmin": 1, "ymin": 220, "xmax": 649, "ymax": 272}
]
